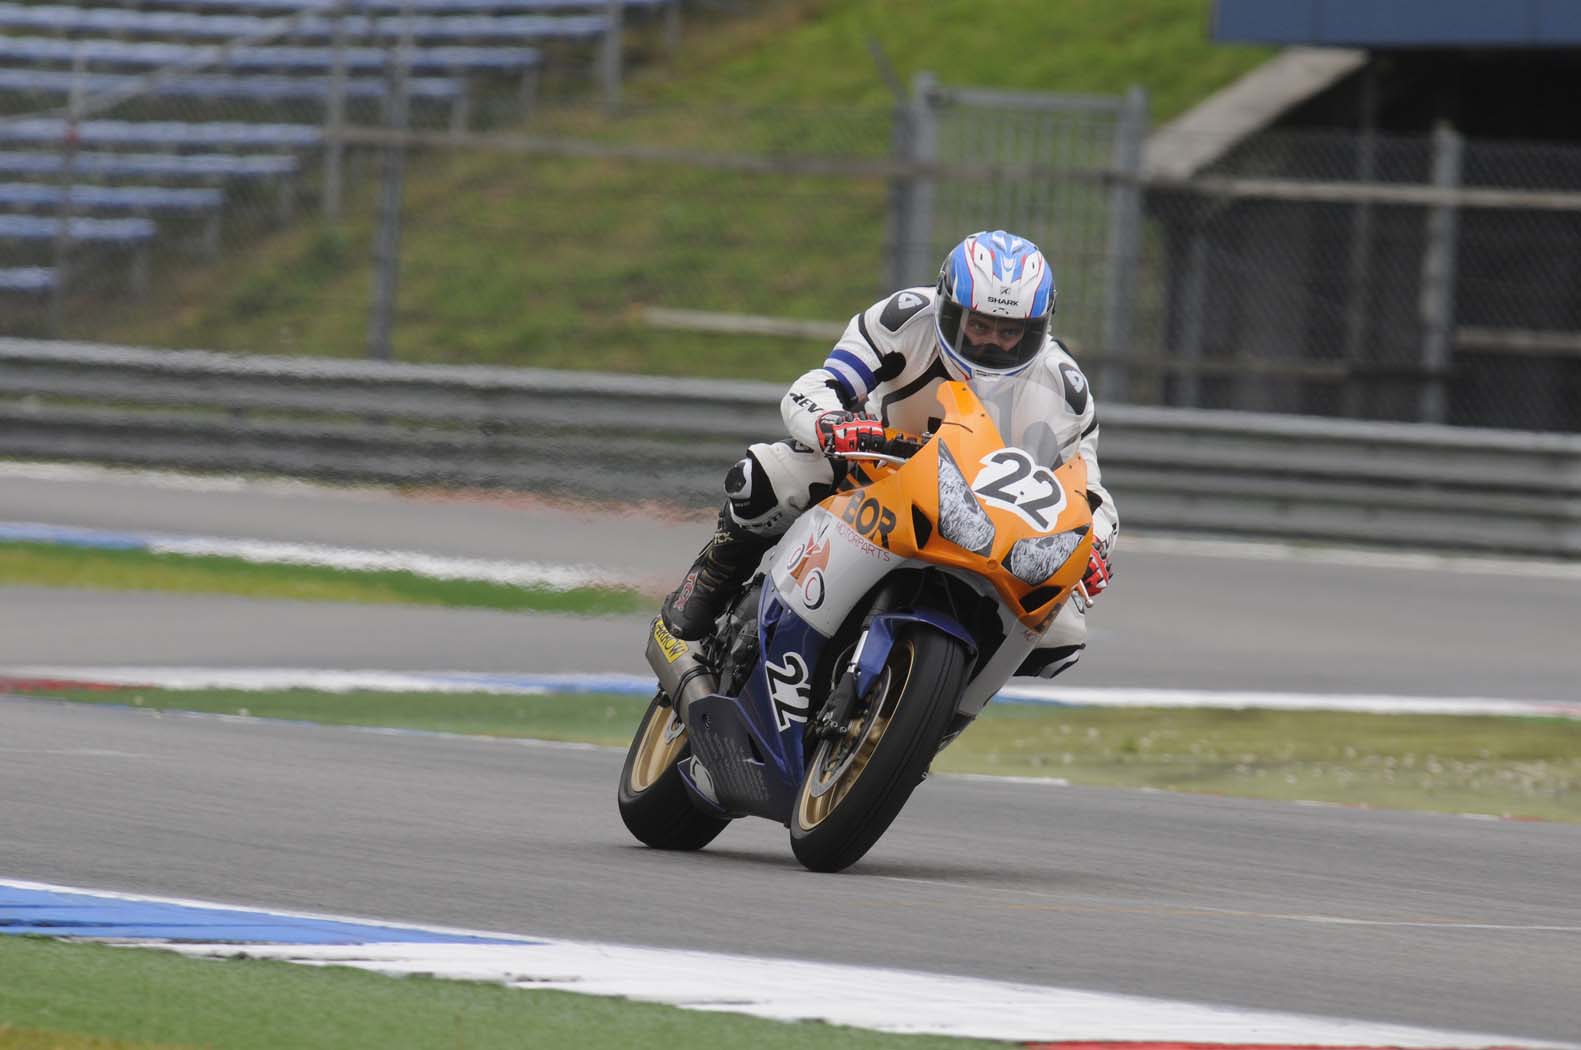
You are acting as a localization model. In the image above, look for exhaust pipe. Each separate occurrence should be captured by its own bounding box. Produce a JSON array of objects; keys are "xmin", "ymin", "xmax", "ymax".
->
[{"xmin": 646, "ymin": 617, "xmax": 717, "ymax": 722}]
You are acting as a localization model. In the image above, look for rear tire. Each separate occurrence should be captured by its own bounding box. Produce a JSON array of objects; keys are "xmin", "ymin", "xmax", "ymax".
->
[
  {"xmin": 789, "ymin": 627, "xmax": 968, "ymax": 873},
  {"xmin": 617, "ymin": 693, "xmax": 730, "ymax": 851}
]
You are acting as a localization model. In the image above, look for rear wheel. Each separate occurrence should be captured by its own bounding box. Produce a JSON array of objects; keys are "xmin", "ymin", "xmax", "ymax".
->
[
  {"xmin": 790, "ymin": 627, "xmax": 968, "ymax": 872},
  {"xmin": 617, "ymin": 693, "xmax": 730, "ymax": 851}
]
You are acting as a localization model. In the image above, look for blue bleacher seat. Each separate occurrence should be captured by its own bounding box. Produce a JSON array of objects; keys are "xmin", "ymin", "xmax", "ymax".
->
[
  {"xmin": 151, "ymin": 0, "xmax": 665, "ymax": 12},
  {"xmin": 0, "ymin": 266, "xmax": 55, "ymax": 292},
  {"xmin": 0, "ymin": 151, "xmax": 298, "ymax": 180},
  {"xmin": 0, "ymin": 214, "xmax": 156, "ymax": 242},
  {"xmin": 0, "ymin": 68, "xmax": 465, "ymax": 103},
  {"xmin": 0, "ymin": 182, "xmax": 224, "ymax": 213},
  {"xmin": 0, "ymin": 119, "xmax": 323, "ymax": 150},
  {"xmin": 0, "ymin": 4, "xmax": 608, "ymax": 43},
  {"xmin": 0, "ymin": 35, "xmax": 542, "ymax": 75}
]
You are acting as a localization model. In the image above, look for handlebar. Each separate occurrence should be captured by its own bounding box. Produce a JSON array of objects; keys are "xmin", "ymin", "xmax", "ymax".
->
[{"xmin": 829, "ymin": 433, "xmax": 927, "ymax": 465}]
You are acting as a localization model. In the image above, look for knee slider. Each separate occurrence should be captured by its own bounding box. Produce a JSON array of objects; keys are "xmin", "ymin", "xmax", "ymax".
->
[{"xmin": 724, "ymin": 453, "xmax": 777, "ymax": 521}]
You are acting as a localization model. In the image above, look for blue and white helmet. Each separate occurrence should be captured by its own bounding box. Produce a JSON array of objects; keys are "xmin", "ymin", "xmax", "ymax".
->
[{"xmin": 934, "ymin": 230, "xmax": 1056, "ymax": 381}]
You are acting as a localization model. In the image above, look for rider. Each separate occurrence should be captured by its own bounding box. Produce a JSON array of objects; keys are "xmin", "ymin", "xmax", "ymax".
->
[{"xmin": 660, "ymin": 229, "xmax": 1118, "ymax": 680}]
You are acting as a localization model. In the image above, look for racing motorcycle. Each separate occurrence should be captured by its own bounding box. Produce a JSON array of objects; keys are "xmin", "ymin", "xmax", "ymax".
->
[{"xmin": 618, "ymin": 380, "xmax": 1094, "ymax": 872}]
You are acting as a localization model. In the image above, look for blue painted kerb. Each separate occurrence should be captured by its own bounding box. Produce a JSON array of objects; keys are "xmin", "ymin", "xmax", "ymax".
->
[{"xmin": 0, "ymin": 885, "xmax": 531, "ymax": 945}]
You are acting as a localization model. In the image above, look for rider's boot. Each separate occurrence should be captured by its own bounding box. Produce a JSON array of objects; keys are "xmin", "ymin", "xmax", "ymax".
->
[{"xmin": 660, "ymin": 503, "xmax": 771, "ymax": 640}]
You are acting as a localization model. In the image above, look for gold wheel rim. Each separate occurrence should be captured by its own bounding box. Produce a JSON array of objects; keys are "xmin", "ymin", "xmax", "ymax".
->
[
  {"xmin": 628, "ymin": 701, "xmax": 687, "ymax": 793},
  {"xmin": 795, "ymin": 638, "xmax": 917, "ymax": 831}
]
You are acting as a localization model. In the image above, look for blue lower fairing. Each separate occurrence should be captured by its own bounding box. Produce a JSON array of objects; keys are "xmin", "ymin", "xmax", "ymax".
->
[
  {"xmin": 750, "ymin": 578, "xmax": 832, "ymax": 784},
  {"xmin": 675, "ymin": 578, "xmax": 831, "ymax": 823}
]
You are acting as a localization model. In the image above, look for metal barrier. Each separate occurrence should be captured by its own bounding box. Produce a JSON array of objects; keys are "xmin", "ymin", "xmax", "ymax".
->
[{"xmin": 2, "ymin": 337, "xmax": 1577, "ymax": 558}]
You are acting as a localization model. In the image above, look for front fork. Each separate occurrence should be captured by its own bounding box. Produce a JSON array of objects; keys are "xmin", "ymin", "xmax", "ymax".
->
[{"xmin": 810, "ymin": 603, "xmax": 979, "ymax": 741}]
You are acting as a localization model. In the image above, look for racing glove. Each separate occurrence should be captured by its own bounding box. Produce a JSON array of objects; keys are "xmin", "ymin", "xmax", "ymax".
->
[
  {"xmin": 1080, "ymin": 535, "xmax": 1114, "ymax": 600},
  {"xmin": 816, "ymin": 411, "xmax": 885, "ymax": 456}
]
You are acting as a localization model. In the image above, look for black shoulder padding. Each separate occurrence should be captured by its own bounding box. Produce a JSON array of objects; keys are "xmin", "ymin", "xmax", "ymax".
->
[
  {"xmin": 879, "ymin": 290, "xmax": 929, "ymax": 332},
  {"xmin": 1059, "ymin": 362, "xmax": 1090, "ymax": 415}
]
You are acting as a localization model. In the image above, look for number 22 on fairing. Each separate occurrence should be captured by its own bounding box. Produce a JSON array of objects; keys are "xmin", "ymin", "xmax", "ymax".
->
[{"xmin": 971, "ymin": 448, "xmax": 1066, "ymax": 531}]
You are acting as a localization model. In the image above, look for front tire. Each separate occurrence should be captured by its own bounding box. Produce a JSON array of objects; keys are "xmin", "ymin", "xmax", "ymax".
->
[
  {"xmin": 790, "ymin": 627, "xmax": 968, "ymax": 872},
  {"xmin": 617, "ymin": 693, "xmax": 730, "ymax": 851}
]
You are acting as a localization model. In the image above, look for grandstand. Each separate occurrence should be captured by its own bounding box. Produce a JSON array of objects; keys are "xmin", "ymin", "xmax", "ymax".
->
[{"xmin": 0, "ymin": 0, "xmax": 672, "ymax": 319}]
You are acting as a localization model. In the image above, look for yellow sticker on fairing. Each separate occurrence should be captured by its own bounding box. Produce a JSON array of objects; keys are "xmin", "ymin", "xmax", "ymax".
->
[{"xmin": 652, "ymin": 618, "xmax": 688, "ymax": 663}]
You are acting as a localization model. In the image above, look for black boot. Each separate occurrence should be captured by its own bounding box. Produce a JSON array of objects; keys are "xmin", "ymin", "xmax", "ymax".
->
[{"xmin": 661, "ymin": 505, "xmax": 769, "ymax": 640}]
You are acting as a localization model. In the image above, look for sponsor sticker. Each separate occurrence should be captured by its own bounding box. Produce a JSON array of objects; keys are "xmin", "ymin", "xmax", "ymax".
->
[{"xmin": 652, "ymin": 619, "xmax": 688, "ymax": 663}]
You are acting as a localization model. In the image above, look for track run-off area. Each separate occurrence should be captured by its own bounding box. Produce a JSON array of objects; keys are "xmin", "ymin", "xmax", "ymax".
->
[{"xmin": 3, "ymin": 462, "xmax": 1579, "ymax": 1046}]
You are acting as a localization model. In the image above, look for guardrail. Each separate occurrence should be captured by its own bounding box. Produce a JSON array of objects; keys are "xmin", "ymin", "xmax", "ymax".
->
[{"xmin": 2, "ymin": 337, "xmax": 1577, "ymax": 558}]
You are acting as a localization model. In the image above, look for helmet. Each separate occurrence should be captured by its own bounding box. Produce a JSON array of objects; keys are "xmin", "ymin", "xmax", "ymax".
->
[{"xmin": 934, "ymin": 230, "xmax": 1056, "ymax": 381}]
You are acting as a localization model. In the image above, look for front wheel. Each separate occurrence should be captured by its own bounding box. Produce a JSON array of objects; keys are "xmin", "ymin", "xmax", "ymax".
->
[
  {"xmin": 790, "ymin": 626, "xmax": 968, "ymax": 873},
  {"xmin": 617, "ymin": 693, "xmax": 730, "ymax": 851}
]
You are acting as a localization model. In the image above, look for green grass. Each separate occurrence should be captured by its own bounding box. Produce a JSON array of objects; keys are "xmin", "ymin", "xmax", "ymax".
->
[
  {"xmin": 931, "ymin": 704, "xmax": 1581, "ymax": 822},
  {"xmin": 0, "ymin": 542, "xmax": 649, "ymax": 615},
  {"xmin": 0, "ymin": 936, "xmax": 1006, "ymax": 1050},
  {"xmin": 66, "ymin": 0, "xmax": 1272, "ymax": 373},
  {"xmin": 37, "ymin": 687, "xmax": 654, "ymax": 746},
  {"xmin": 19, "ymin": 685, "xmax": 1580, "ymax": 822}
]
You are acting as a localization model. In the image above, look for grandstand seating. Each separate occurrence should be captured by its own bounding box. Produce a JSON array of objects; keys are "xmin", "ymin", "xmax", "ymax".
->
[
  {"xmin": 150, "ymin": 0, "xmax": 666, "ymax": 12},
  {"xmin": 0, "ymin": 0, "xmax": 657, "ymax": 319},
  {"xmin": 0, "ymin": 266, "xmax": 54, "ymax": 293},
  {"xmin": 0, "ymin": 4, "xmax": 609, "ymax": 44},
  {"xmin": 0, "ymin": 213, "xmax": 155, "ymax": 242},
  {"xmin": 0, "ymin": 68, "xmax": 465, "ymax": 103},
  {"xmin": 0, "ymin": 215, "xmax": 155, "ymax": 295},
  {"xmin": 0, "ymin": 182, "xmax": 224, "ymax": 255},
  {"xmin": 0, "ymin": 182, "xmax": 222, "ymax": 213},
  {"xmin": 0, "ymin": 119, "xmax": 323, "ymax": 149},
  {"xmin": 0, "ymin": 151, "xmax": 299, "ymax": 180},
  {"xmin": 0, "ymin": 68, "xmax": 471, "ymax": 131},
  {"xmin": 0, "ymin": 36, "xmax": 544, "ymax": 76}
]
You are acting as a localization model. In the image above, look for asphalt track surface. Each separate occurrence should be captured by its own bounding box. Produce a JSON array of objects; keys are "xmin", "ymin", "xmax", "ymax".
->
[
  {"xmin": 5, "ymin": 697, "xmax": 1579, "ymax": 1042},
  {"xmin": 4, "ymin": 466, "xmax": 1581, "ymax": 1043},
  {"xmin": 2, "ymin": 467, "xmax": 1577, "ymax": 698}
]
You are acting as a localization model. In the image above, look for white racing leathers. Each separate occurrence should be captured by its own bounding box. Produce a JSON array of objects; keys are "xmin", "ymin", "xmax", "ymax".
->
[{"xmin": 725, "ymin": 286, "xmax": 1119, "ymax": 681}]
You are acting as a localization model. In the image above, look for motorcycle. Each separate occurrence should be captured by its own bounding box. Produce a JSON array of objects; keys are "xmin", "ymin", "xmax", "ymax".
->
[{"xmin": 618, "ymin": 379, "xmax": 1094, "ymax": 872}]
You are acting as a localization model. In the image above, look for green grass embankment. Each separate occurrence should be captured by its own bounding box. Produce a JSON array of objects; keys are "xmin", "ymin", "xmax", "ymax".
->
[{"xmin": 71, "ymin": 0, "xmax": 1271, "ymax": 376}]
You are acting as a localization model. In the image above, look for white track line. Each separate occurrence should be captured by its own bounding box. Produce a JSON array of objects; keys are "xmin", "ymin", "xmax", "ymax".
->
[
  {"xmin": 1, "ymin": 878, "xmax": 1565, "ymax": 1049},
  {"xmin": 0, "ymin": 521, "xmax": 617, "ymax": 591},
  {"xmin": 5, "ymin": 666, "xmax": 1576, "ymax": 718}
]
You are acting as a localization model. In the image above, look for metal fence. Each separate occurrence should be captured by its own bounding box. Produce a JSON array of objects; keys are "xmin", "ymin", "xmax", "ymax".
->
[
  {"xmin": 1145, "ymin": 125, "xmax": 1581, "ymax": 433},
  {"xmin": 3, "ymin": 337, "xmax": 1578, "ymax": 558}
]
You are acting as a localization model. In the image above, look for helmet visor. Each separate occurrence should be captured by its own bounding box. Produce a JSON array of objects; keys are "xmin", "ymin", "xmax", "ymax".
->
[{"xmin": 951, "ymin": 309, "xmax": 1046, "ymax": 372}]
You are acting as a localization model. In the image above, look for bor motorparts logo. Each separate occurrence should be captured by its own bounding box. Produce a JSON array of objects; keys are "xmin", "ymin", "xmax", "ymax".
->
[{"xmin": 840, "ymin": 495, "xmax": 897, "ymax": 548}]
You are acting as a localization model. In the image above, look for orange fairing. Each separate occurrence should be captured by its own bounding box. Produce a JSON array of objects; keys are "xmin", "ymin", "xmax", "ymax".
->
[{"xmin": 826, "ymin": 382, "xmax": 1094, "ymax": 631}]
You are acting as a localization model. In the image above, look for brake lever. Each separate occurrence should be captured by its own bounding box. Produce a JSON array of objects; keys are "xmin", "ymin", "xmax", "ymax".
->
[{"xmin": 830, "ymin": 450, "xmax": 910, "ymax": 466}]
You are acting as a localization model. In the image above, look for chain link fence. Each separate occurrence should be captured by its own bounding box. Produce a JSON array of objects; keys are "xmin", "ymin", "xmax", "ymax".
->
[
  {"xmin": 1148, "ymin": 126, "xmax": 1581, "ymax": 432},
  {"xmin": 1, "ymin": 10, "xmax": 1577, "ymax": 433}
]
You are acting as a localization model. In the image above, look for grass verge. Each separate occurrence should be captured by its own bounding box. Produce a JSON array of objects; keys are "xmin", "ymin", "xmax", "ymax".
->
[
  {"xmin": 0, "ymin": 936, "xmax": 1004, "ymax": 1050},
  {"xmin": 15, "ymin": 685, "xmax": 1580, "ymax": 822},
  {"xmin": 0, "ymin": 542, "xmax": 647, "ymax": 616}
]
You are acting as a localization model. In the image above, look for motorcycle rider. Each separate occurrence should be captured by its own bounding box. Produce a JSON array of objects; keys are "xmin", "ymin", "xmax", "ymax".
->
[{"xmin": 661, "ymin": 229, "xmax": 1117, "ymax": 680}]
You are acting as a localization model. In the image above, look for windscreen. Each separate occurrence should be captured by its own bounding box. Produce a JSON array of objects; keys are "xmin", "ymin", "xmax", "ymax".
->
[{"xmin": 963, "ymin": 369, "xmax": 1086, "ymax": 470}]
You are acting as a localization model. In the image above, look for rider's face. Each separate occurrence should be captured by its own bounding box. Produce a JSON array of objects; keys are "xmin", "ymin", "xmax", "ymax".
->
[{"xmin": 962, "ymin": 311, "xmax": 1028, "ymax": 355}]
